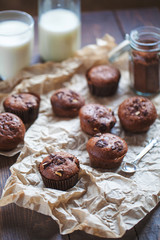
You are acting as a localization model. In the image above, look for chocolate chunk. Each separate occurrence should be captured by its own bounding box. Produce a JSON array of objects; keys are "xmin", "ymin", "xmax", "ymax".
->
[
  {"xmin": 113, "ymin": 141, "xmax": 123, "ymax": 152},
  {"xmin": 143, "ymin": 109, "xmax": 148, "ymax": 116},
  {"xmin": 26, "ymin": 101, "xmax": 34, "ymax": 108},
  {"xmin": 111, "ymin": 145, "xmax": 116, "ymax": 150},
  {"xmin": 48, "ymin": 154, "xmax": 66, "ymax": 165},
  {"xmin": 133, "ymin": 103, "xmax": 139, "ymax": 110},
  {"xmin": 95, "ymin": 139, "xmax": 108, "ymax": 148},
  {"xmin": 68, "ymin": 157, "xmax": 74, "ymax": 161},
  {"xmin": 49, "ymin": 154, "xmax": 55, "ymax": 159},
  {"xmin": 42, "ymin": 161, "xmax": 52, "ymax": 169},
  {"xmin": 56, "ymin": 92, "xmax": 64, "ymax": 99},
  {"xmin": 109, "ymin": 121, "xmax": 115, "ymax": 128},
  {"xmin": 68, "ymin": 97, "xmax": 74, "ymax": 102},
  {"xmin": 54, "ymin": 156, "xmax": 66, "ymax": 165},
  {"xmin": 88, "ymin": 118, "xmax": 96, "ymax": 123},
  {"xmin": 99, "ymin": 123, "xmax": 107, "ymax": 132}
]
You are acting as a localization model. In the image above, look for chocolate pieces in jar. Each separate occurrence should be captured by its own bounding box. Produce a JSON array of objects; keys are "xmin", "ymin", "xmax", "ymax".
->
[
  {"xmin": 130, "ymin": 46, "xmax": 160, "ymax": 95},
  {"xmin": 129, "ymin": 26, "xmax": 160, "ymax": 96}
]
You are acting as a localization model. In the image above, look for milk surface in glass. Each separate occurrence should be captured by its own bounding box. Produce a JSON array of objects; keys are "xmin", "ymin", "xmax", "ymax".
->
[
  {"xmin": 0, "ymin": 20, "xmax": 33, "ymax": 80},
  {"xmin": 39, "ymin": 8, "xmax": 81, "ymax": 61}
]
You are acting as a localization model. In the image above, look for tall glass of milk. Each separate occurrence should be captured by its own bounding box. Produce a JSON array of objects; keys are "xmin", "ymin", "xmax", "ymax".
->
[
  {"xmin": 38, "ymin": 0, "xmax": 81, "ymax": 62},
  {"xmin": 0, "ymin": 11, "xmax": 34, "ymax": 80}
]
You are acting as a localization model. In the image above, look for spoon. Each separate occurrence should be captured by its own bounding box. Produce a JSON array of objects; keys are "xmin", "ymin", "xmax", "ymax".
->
[{"xmin": 121, "ymin": 138, "xmax": 158, "ymax": 173}]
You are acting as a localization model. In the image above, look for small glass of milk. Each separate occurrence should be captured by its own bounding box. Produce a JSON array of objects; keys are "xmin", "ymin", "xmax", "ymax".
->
[
  {"xmin": 38, "ymin": 0, "xmax": 81, "ymax": 62},
  {"xmin": 0, "ymin": 10, "xmax": 34, "ymax": 80}
]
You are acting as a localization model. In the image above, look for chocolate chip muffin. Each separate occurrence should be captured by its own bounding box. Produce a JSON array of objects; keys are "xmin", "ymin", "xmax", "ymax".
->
[
  {"xmin": 79, "ymin": 104, "xmax": 116, "ymax": 135},
  {"xmin": 39, "ymin": 152, "xmax": 80, "ymax": 191},
  {"xmin": 50, "ymin": 88, "xmax": 85, "ymax": 118},
  {"xmin": 86, "ymin": 133, "xmax": 128, "ymax": 169},
  {"xmin": 3, "ymin": 92, "xmax": 40, "ymax": 124},
  {"xmin": 118, "ymin": 96, "xmax": 157, "ymax": 133},
  {"xmin": 86, "ymin": 64, "xmax": 121, "ymax": 97},
  {"xmin": 0, "ymin": 112, "xmax": 25, "ymax": 151}
]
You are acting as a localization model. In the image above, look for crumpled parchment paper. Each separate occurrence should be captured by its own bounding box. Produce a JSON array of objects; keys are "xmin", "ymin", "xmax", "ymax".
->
[{"xmin": 0, "ymin": 34, "xmax": 160, "ymax": 238}]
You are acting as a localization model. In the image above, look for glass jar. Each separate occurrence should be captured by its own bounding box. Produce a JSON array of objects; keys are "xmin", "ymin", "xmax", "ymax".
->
[
  {"xmin": 109, "ymin": 26, "xmax": 160, "ymax": 96},
  {"xmin": 129, "ymin": 26, "xmax": 160, "ymax": 96},
  {"xmin": 0, "ymin": 10, "xmax": 34, "ymax": 80},
  {"xmin": 38, "ymin": 0, "xmax": 81, "ymax": 62}
]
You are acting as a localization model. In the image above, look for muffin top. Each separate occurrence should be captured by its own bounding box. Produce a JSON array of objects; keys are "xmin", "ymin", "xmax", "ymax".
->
[
  {"xmin": 118, "ymin": 96, "xmax": 157, "ymax": 125},
  {"xmin": 0, "ymin": 112, "xmax": 25, "ymax": 150},
  {"xmin": 87, "ymin": 65, "xmax": 120, "ymax": 86},
  {"xmin": 39, "ymin": 152, "xmax": 80, "ymax": 181},
  {"xmin": 87, "ymin": 133, "xmax": 128, "ymax": 160},
  {"xmin": 3, "ymin": 92, "xmax": 40, "ymax": 111},
  {"xmin": 51, "ymin": 88, "xmax": 85, "ymax": 110},
  {"xmin": 79, "ymin": 104, "xmax": 116, "ymax": 133}
]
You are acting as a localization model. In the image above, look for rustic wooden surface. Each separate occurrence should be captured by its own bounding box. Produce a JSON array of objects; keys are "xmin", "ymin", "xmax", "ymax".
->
[
  {"xmin": 1, "ymin": 0, "xmax": 160, "ymax": 15},
  {"xmin": 0, "ymin": 7, "xmax": 160, "ymax": 240}
]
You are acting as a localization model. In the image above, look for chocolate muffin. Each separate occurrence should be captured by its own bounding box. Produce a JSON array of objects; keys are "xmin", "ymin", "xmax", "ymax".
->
[
  {"xmin": 3, "ymin": 92, "xmax": 40, "ymax": 124},
  {"xmin": 118, "ymin": 96, "xmax": 157, "ymax": 133},
  {"xmin": 0, "ymin": 112, "xmax": 25, "ymax": 151},
  {"xmin": 39, "ymin": 152, "xmax": 80, "ymax": 191},
  {"xmin": 86, "ymin": 64, "xmax": 121, "ymax": 96},
  {"xmin": 79, "ymin": 104, "xmax": 116, "ymax": 135},
  {"xmin": 50, "ymin": 88, "xmax": 85, "ymax": 118},
  {"xmin": 86, "ymin": 133, "xmax": 128, "ymax": 169}
]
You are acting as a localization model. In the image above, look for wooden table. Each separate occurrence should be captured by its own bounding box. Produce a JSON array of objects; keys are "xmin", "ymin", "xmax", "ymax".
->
[{"xmin": 0, "ymin": 7, "xmax": 160, "ymax": 240}]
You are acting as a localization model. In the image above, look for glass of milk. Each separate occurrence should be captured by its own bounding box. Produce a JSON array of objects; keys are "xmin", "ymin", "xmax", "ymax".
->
[
  {"xmin": 0, "ymin": 10, "xmax": 34, "ymax": 80},
  {"xmin": 38, "ymin": 0, "xmax": 81, "ymax": 62}
]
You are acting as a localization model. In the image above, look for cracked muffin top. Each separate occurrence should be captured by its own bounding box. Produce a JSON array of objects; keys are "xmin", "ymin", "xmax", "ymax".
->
[
  {"xmin": 3, "ymin": 92, "xmax": 40, "ymax": 123},
  {"xmin": 118, "ymin": 96, "xmax": 157, "ymax": 133},
  {"xmin": 50, "ymin": 88, "xmax": 85, "ymax": 117},
  {"xmin": 79, "ymin": 103, "xmax": 116, "ymax": 135},
  {"xmin": 39, "ymin": 152, "xmax": 80, "ymax": 181},
  {"xmin": 0, "ymin": 112, "xmax": 25, "ymax": 151},
  {"xmin": 87, "ymin": 133, "xmax": 128, "ymax": 160}
]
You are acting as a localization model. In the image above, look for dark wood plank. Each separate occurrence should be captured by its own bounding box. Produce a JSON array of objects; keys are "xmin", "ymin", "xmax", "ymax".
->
[
  {"xmin": 0, "ymin": 155, "xmax": 18, "ymax": 197},
  {"xmin": 114, "ymin": 7, "xmax": 160, "ymax": 37},
  {"xmin": 81, "ymin": 0, "xmax": 160, "ymax": 11},
  {"xmin": 81, "ymin": 11, "xmax": 123, "ymax": 46},
  {"xmin": 69, "ymin": 228, "xmax": 137, "ymax": 240},
  {"xmin": 0, "ymin": 204, "xmax": 68, "ymax": 240},
  {"xmin": 1, "ymin": 0, "xmax": 160, "ymax": 15},
  {"xmin": 134, "ymin": 203, "xmax": 160, "ymax": 240}
]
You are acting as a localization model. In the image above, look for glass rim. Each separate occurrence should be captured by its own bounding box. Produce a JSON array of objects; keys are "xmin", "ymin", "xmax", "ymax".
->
[
  {"xmin": 130, "ymin": 26, "xmax": 160, "ymax": 50},
  {"xmin": 0, "ymin": 10, "xmax": 34, "ymax": 37}
]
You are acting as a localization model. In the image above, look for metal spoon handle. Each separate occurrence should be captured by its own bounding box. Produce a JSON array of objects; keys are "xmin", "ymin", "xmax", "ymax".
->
[{"xmin": 134, "ymin": 138, "xmax": 158, "ymax": 165}]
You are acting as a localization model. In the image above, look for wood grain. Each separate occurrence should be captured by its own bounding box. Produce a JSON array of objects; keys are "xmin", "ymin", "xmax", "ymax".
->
[
  {"xmin": 81, "ymin": 11, "xmax": 123, "ymax": 46},
  {"xmin": 69, "ymin": 228, "xmax": 137, "ymax": 240},
  {"xmin": 1, "ymin": 204, "xmax": 68, "ymax": 240},
  {"xmin": 135, "ymin": 203, "xmax": 160, "ymax": 240},
  {"xmin": 1, "ymin": 0, "xmax": 160, "ymax": 15},
  {"xmin": 114, "ymin": 7, "xmax": 160, "ymax": 37}
]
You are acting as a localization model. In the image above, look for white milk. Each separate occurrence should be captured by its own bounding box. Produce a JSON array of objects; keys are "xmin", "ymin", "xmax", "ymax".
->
[
  {"xmin": 39, "ymin": 9, "xmax": 81, "ymax": 61},
  {"xmin": 0, "ymin": 20, "xmax": 33, "ymax": 80}
]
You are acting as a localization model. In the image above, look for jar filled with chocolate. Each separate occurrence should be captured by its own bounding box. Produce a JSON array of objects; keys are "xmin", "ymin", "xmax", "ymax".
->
[
  {"xmin": 129, "ymin": 26, "xmax": 160, "ymax": 96},
  {"xmin": 108, "ymin": 26, "xmax": 160, "ymax": 96}
]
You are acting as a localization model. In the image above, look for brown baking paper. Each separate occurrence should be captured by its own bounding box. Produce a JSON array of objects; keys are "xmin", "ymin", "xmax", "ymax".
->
[{"xmin": 0, "ymin": 34, "xmax": 160, "ymax": 238}]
